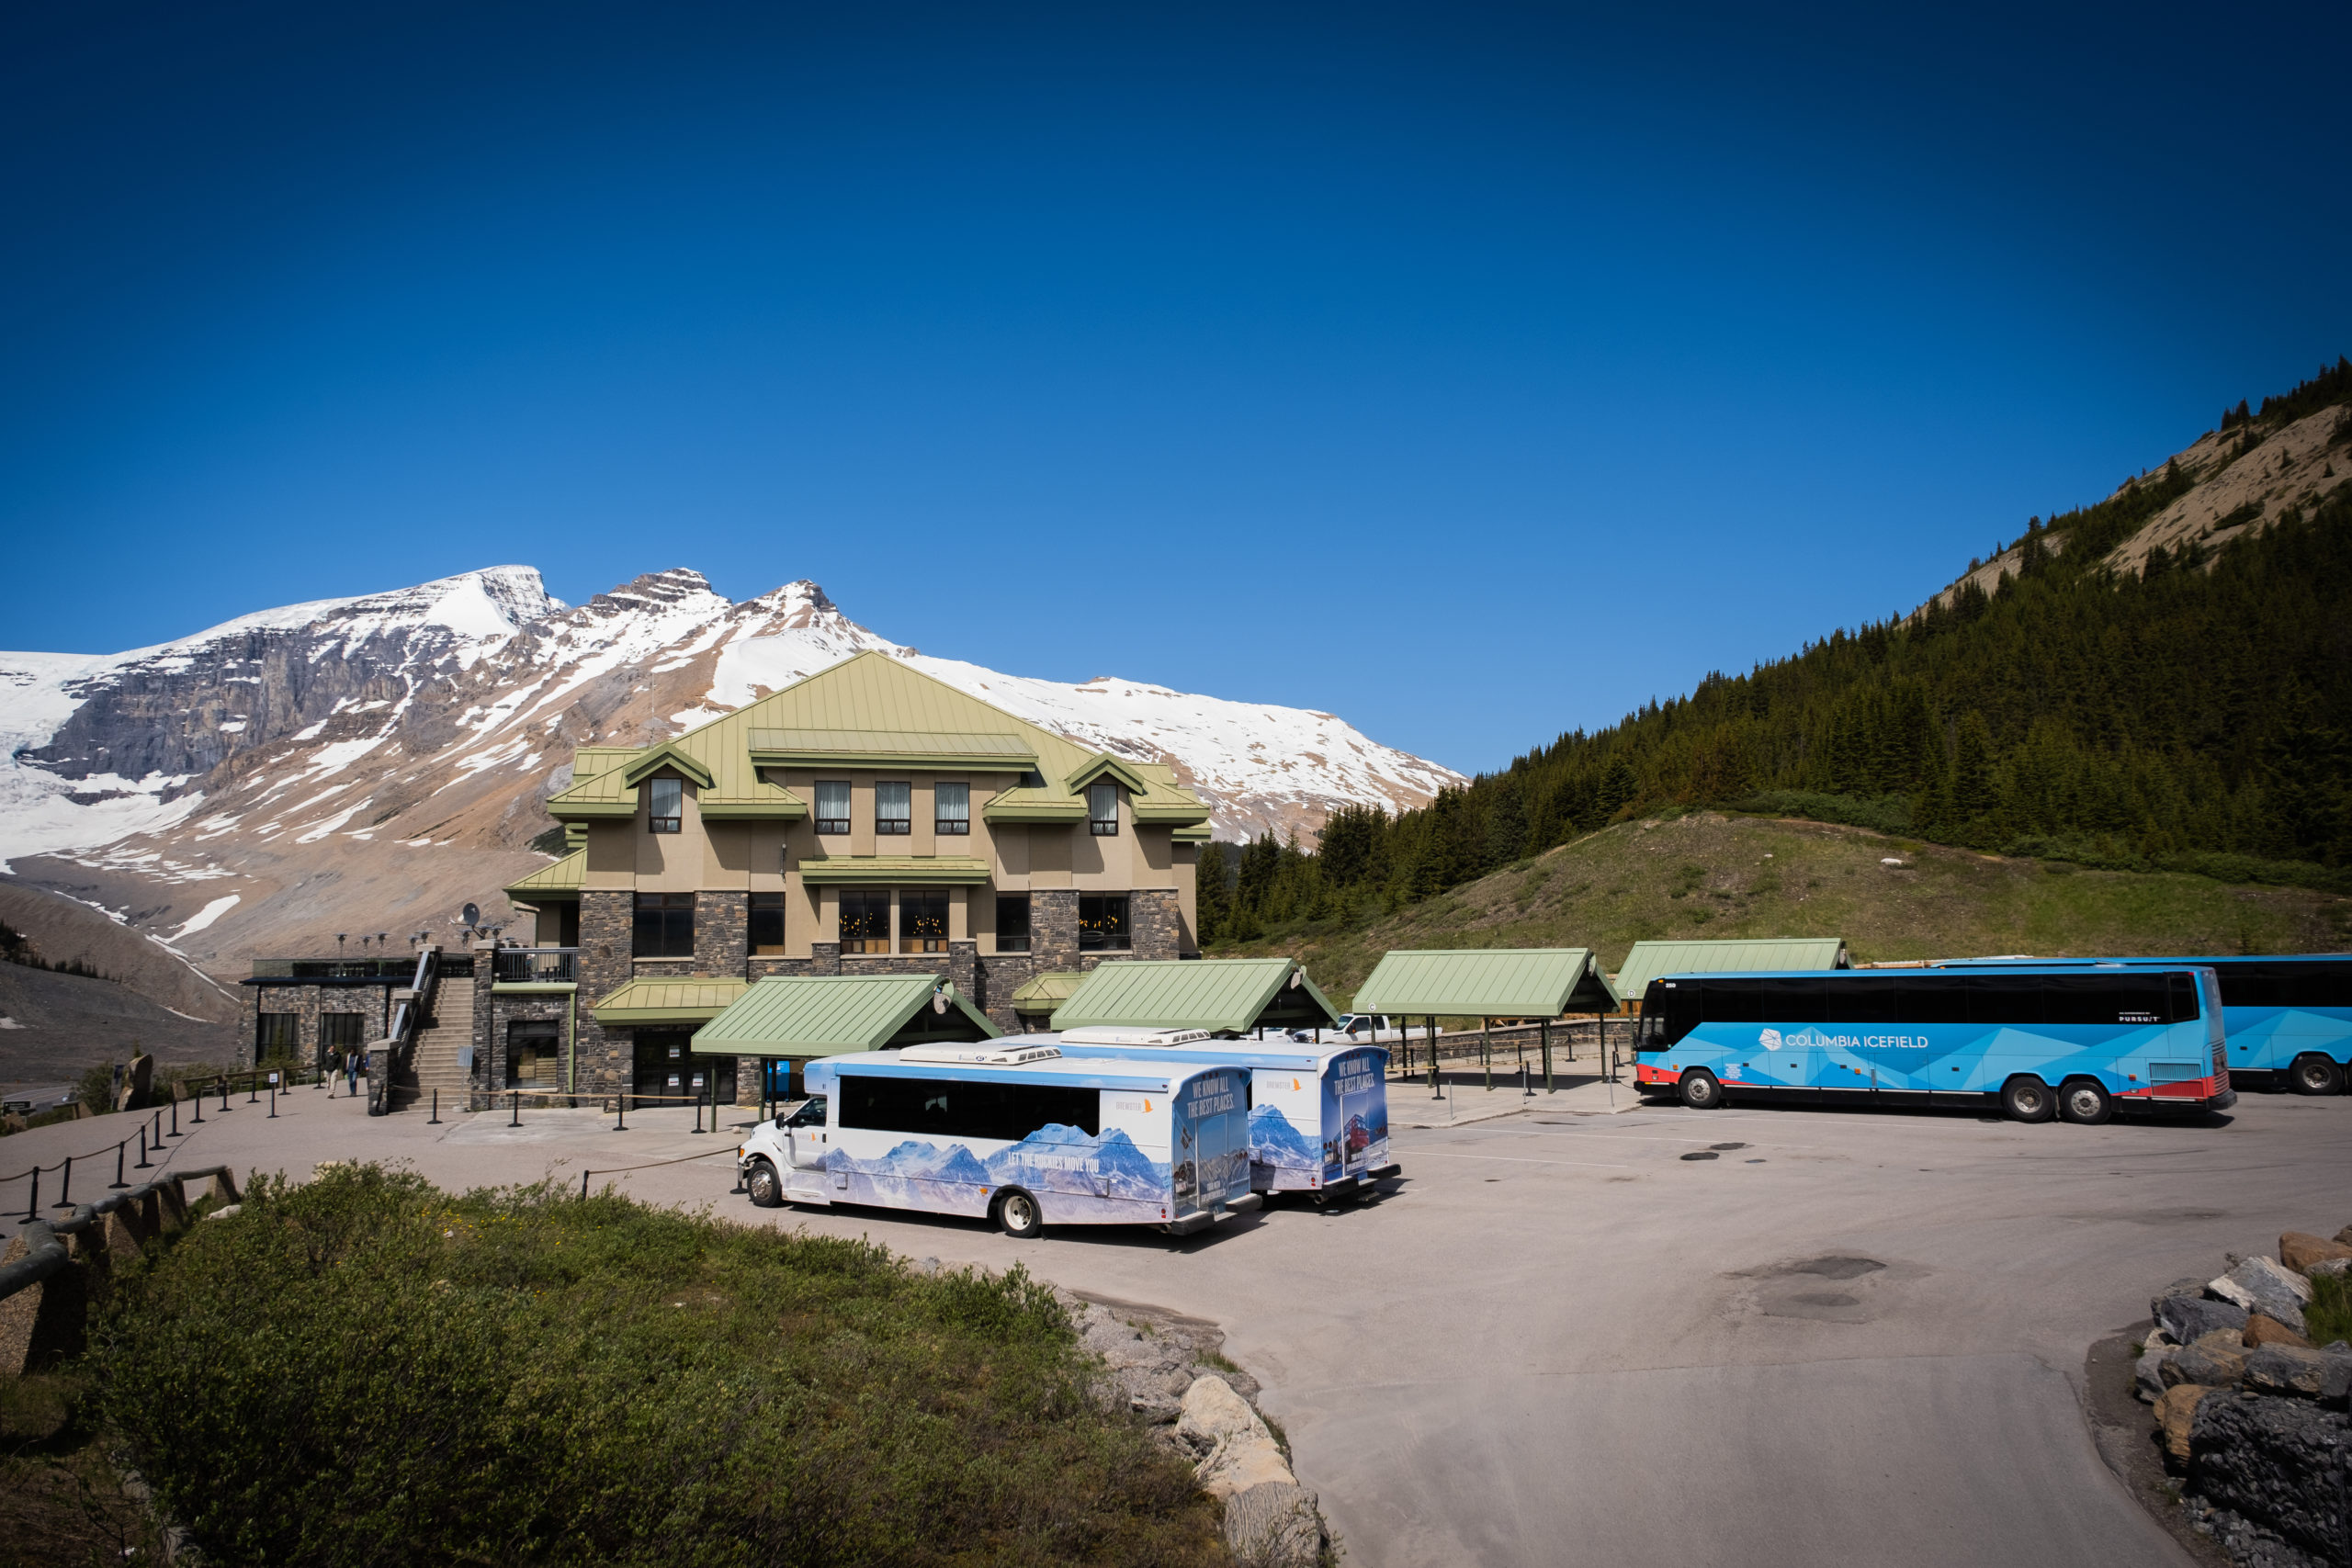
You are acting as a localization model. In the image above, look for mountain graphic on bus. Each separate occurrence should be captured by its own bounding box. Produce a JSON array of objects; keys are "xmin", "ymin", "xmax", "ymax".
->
[
  {"xmin": 983, "ymin": 1125, "xmax": 1168, "ymax": 1201},
  {"xmin": 1249, "ymin": 1103, "xmax": 1318, "ymax": 1170}
]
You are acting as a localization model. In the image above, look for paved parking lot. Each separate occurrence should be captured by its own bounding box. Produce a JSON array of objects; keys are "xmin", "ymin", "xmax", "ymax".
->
[{"xmin": 8, "ymin": 1079, "xmax": 2349, "ymax": 1567}]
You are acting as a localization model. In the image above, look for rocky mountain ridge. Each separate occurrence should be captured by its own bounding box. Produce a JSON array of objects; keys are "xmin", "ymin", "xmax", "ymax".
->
[{"xmin": 0, "ymin": 567, "xmax": 1462, "ymax": 977}]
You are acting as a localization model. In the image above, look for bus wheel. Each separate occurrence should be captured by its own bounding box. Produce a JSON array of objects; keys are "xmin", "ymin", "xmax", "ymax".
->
[
  {"xmin": 2058, "ymin": 1079, "xmax": 2112, "ymax": 1125},
  {"xmin": 745, "ymin": 1158, "xmax": 783, "ymax": 1208},
  {"xmin": 996, "ymin": 1189, "xmax": 1044, "ymax": 1239},
  {"xmin": 1679, "ymin": 1069, "xmax": 1724, "ymax": 1111},
  {"xmin": 2291, "ymin": 1055, "xmax": 2346, "ymax": 1096},
  {"xmin": 2000, "ymin": 1077, "xmax": 2055, "ymax": 1123}
]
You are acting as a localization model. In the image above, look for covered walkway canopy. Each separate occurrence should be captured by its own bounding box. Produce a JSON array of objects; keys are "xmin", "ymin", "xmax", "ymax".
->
[
  {"xmin": 1008, "ymin": 970, "xmax": 1089, "ymax": 1022},
  {"xmin": 593, "ymin": 976, "xmax": 752, "ymax": 1026},
  {"xmin": 690, "ymin": 974, "xmax": 999, "ymax": 1063},
  {"xmin": 1611, "ymin": 938, "xmax": 1849, "ymax": 1010},
  {"xmin": 1049, "ymin": 957, "xmax": 1340, "ymax": 1036},
  {"xmin": 1351, "ymin": 948, "xmax": 1622, "ymax": 1091}
]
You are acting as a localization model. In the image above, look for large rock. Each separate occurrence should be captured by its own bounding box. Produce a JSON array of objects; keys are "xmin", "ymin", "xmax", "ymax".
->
[
  {"xmin": 2281, "ymin": 1231, "xmax": 2352, "ymax": 1275},
  {"xmin": 1177, "ymin": 1375, "xmax": 1297, "ymax": 1498},
  {"xmin": 2136, "ymin": 1345, "xmax": 2175, "ymax": 1404},
  {"xmin": 2242, "ymin": 1346, "xmax": 2352, "ymax": 1404},
  {"xmin": 2153, "ymin": 1277, "xmax": 2210, "ymax": 1320},
  {"xmin": 2167, "ymin": 1330, "xmax": 2250, "ymax": 1390},
  {"xmin": 1223, "ymin": 1481, "xmax": 1323, "ymax": 1568},
  {"xmin": 2312, "ymin": 1258, "xmax": 2352, "ymax": 1280},
  {"xmin": 2246, "ymin": 1314, "xmax": 2314, "ymax": 1351},
  {"xmin": 2159, "ymin": 1292, "xmax": 2249, "ymax": 1344},
  {"xmin": 2334, "ymin": 1224, "xmax": 2352, "ymax": 1248},
  {"xmin": 2211, "ymin": 1258, "xmax": 2312, "ymax": 1336},
  {"xmin": 2156, "ymin": 1383, "xmax": 2212, "ymax": 1462},
  {"xmin": 2189, "ymin": 1392, "xmax": 2352, "ymax": 1563}
]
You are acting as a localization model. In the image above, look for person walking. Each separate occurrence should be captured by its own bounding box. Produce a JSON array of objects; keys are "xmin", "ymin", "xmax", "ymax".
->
[{"xmin": 345, "ymin": 1049, "xmax": 360, "ymax": 1097}]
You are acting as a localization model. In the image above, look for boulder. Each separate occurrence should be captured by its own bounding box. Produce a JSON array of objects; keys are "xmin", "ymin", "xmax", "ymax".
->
[
  {"xmin": 2156, "ymin": 1383, "xmax": 2212, "ymax": 1462},
  {"xmin": 2135, "ymin": 1345, "xmax": 2175, "ymax": 1403},
  {"xmin": 2335, "ymin": 1224, "xmax": 2352, "ymax": 1248},
  {"xmin": 1223, "ymin": 1481, "xmax": 1323, "ymax": 1568},
  {"xmin": 2152, "ymin": 1277, "xmax": 2211, "ymax": 1321},
  {"xmin": 2210, "ymin": 1258, "xmax": 2312, "ymax": 1336},
  {"xmin": 2167, "ymin": 1330, "xmax": 2250, "ymax": 1389},
  {"xmin": 2158, "ymin": 1292, "xmax": 2249, "ymax": 1345},
  {"xmin": 2242, "ymin": 1346, "xmax": 2352, "ymax": 1404},
  {"xmin": 2245, "ymin": 1314, "xmax": 2314, "ymax": 1351},
  {"xmin": 2280, "ymin": 1231, "xmax": 2352, "ymax": 1275},
  {"xmin": 2188, "ymin": 1392, "xmax": 2352, "ymax": 1563},
  {"xmin": 2311, "ymin": 1258, "xmax": 2352, "ymax": 1280},
  {"xmin": 1177, "ymin": 1375, "xmax": 1297, "ymax": 1498}
]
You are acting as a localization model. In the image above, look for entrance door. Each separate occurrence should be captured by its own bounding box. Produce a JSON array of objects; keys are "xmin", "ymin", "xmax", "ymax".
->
[{"xmin": 634, "ymin": 1032, "xmax": 694, "ymax": 1102}]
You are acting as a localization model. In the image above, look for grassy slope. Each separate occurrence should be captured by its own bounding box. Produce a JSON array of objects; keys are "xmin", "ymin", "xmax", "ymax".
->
[{"xmin": 1214, "ymin": 812, "xmax": 2352, "ymax": 1008}]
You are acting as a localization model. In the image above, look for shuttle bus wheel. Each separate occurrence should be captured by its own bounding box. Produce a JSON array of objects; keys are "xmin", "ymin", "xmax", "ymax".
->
[
  {"xmin": 2001, "ymin": 1077, "xmax": 2055, "ymax": 1123},
  {"xmin": 2058, "ymin": 1079, "xmax": 2112, "ymax": 1125},
  {"xmin": 1679, "ymin": 1069, "xmax": 1724, "ymax": 1111},
  {"xmin": 745, "ymin": 1158, "xmax": 783, "ymax": 1208},
  {"xmin": 2291, "ymin": 1055, "xmax": 2346, "ymax": 1096},
  {"xmin": 995, "ymin": 1189, "xmax": 1044, "ymax": 1239}
]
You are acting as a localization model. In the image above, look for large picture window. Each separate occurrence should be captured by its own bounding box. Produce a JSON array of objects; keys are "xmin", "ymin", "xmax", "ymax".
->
[
  {"xmin": 876, "ymin": 781, "xmax": 911, "ymax": 835},
  {"xmin": 1079, "ymin": 893, "xmax": 1129, "ymax": 952},
  {"xmin": 815, "ymin": 781, "xmax": 851, "ymax": 836},
  {"xmin": 995, "ymin": 894, "xmax": 1031, "ymax": 953},
  {"xmin": 840, "ymin": 888, "xmax": 891, "ymax": 954},
  {"xmin": 1088, "ymin": 781, "xmax": 1119, "ymax": 836},
  {"xmin": 633, "ymin": 892, "xmax": 695, "ymax": 958},
  {"xmin": 934, "ymin": 782, "xmax": 969, "ymax": 835},
  {"xmin": 901, "ymin": 888, "xmax": 949, "ymax": 953},
  {"xmin": 256, "ymin": 1012, "xmax": 299, "ymax": 1054},
  {"xmin": 648, "ymin": 776, "xmax": 683, "ymax": 834},
  {"xmin": 750, "ymin": 892, "xmax": 787, "ymax": 954},
  {"xmin": 319, "ymin": 1013, "xmax": 367, "ymax": 1056}
]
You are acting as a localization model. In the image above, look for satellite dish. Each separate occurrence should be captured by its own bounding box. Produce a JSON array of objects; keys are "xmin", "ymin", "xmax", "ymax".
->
[{"xmin": 461, "ymin": 902, "xmax": 481, "ymax": 928}]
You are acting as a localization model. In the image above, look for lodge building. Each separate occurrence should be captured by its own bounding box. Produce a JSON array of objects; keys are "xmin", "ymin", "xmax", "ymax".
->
[{"xmin": 237, "ymin": 651, "xmax": 1214, "ymax": 1108}]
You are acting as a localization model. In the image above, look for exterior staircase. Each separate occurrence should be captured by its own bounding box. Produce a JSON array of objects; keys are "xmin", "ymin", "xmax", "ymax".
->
[{"xmin": 396, "ymin": 976, "xmax": 475, "ymax": 1113}]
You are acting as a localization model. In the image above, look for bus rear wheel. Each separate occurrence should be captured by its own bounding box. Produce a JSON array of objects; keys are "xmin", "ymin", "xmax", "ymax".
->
[
  {"xmin": 745, "ymin": 1157, "xmax": 783, "ymax": 1208},
  {"xmin": 1679, "ymin": 1069, "xmax": 1724, "ymax": 1111},
  {"xmin": 2058, "ymin": 1079, "xmax": 2112, "ymax": 1125},
  {"xmin": 995, "ymin": 1189, "xmax": 1044, "ymax": 1239},
  {"xmin": 2291, "ymin": 1055, "xmax": 2346, "ymax": 1096},
  {"xmin": 2001, "ymin": 1077, "xmax": 2055, "ymax": 1123}
]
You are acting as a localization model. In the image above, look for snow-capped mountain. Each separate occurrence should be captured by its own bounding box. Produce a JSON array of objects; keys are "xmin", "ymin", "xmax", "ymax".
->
[{"xmin": 0, "ymin": 566, "xmax": 1462, "ymax": 972}]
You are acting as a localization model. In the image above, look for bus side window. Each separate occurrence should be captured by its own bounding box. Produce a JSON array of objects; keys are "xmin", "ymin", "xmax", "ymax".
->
[
  {"xmin": 1896, "ymin": 975, "xmax": 1970, "ymax": 1025},
  {"xmin": 1962, "ymin": 976, "xmax": 2041, "ymax": 1026},
  {"xmin": 2167, "ymin": 972, "xmax": 2199, "ymax": 1023}
]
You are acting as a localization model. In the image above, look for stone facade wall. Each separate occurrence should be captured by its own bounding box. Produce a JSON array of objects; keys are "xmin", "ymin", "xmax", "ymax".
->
[
  {"xmin": 1029, "ymin": 889, "xmax": 1080, "ymax": 973},
  {"xmin": 240, "ymin": 984, "xmax": 395, "ymax": 1069},
  {"xmin": 1130, "ymin": 889, "xmax": 1182, "ymax": 961},
  {"xmin": 574, "ymin": 889, "xmax": 634, "ymax": 1097},
  {"xmin": 480, "ymin": 992, "xmax": 573, "ymax": 1110},
  {"xmin": 695, "ymin": 890, "xmax": 747, "ymax": 977}
]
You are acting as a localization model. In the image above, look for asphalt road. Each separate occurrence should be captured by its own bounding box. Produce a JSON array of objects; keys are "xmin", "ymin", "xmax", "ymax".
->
[{"xmin": 9, "ymin": 1081, "xmax": 2348, "ymax": 1567}]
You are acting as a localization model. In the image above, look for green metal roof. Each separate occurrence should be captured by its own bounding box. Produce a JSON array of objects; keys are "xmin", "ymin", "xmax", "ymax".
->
[
  {"xmin": 1612, "ymin": 938, "xmax": 1850, "ymax": 1005},
  {"xmin": 1351, "ymin": 949, "xmax": 1621, "ymax": 1017},
  {"xmin": 545, "ymin": 651, "xmax": 1209, "ymax": 831},
  {"xmin": 1009, "ymin": 970, "xmax": 1089, "ymax": 1008},
  {"xmin": 690, "ymin": 974, "xmax": 1000, "ymax": 1057},
  {"xmin": 1050, "ymin": 958, "xmax": 1340, "ymax": 1034},
  {"xmin": 794, "ymin": 855, "xmax": 992, "ymax": 885},
  {"xmin": 592, "ymin": 976, "xmax": 752, "ymax": 1024},
  {"xmin": 504, "ymin": 848, "xmax": 586, "ymax": 902}
]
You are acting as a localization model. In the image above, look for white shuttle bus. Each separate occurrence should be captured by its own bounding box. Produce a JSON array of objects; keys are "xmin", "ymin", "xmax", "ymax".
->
[
  {"xmin": 1036, "ymin": 1028, "xmax": 1399, "ymax": 1203},
  {"xmin": 736, "ymin": 1042, "xmax": 1260, "ymax": 1237}
]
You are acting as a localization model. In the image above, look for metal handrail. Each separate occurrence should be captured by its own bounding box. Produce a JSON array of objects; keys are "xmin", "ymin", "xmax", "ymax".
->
[
  {"xmin": 492, "ymin": 947, "xmax": 578, "ymax": 984},
  {"xmin": 0, "ymin": 1166, "xmax": 238, "ymax": 1303}
]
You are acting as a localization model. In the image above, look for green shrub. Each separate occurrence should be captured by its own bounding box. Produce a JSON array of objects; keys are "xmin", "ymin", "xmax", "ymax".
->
[
  {"xmin": 89, "ymin": 1166, "xmax": 1224, "ymax": 1568},
  {"xmin": 2305, "ymin": 1271, "xmax": 2352, "ymax": 1348},
  {"xmin": 1730, "ymin": 791, "xmax": 1913, "ymax": 836}
]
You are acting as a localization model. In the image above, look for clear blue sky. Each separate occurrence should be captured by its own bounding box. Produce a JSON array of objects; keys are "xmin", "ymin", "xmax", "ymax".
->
[{"xmin": 4, "ymin": 2, "xmax": 2346, "ymax": 775}]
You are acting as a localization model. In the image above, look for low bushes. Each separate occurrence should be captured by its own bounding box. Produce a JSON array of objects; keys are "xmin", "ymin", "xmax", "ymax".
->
[{"xmin": 87, "ymin": 1166, "xmax": 1226, "ymax": 1567}]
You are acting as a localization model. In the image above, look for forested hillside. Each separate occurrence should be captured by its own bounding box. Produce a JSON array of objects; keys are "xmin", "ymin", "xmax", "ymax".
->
[{"xmin": 1200, "ymin": 360, "xmax": 2352, "ymax": 945}]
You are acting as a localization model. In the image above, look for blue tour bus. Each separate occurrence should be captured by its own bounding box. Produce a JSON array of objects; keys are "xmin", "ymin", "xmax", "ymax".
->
[
  {"xmin": 1937, "ymin": 954, "xmax": 2352, "ymax": 1095},
  {"xmin": 1632, "ymin": 965, "xmax": 2234, "ymax": 1122}
]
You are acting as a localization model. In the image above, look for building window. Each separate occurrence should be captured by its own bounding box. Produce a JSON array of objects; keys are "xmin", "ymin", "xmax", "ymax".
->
[
  {"xmin": 815, "ymin": 781, "xmax": 851, "ymax": 836},
  {"xmin": 633, "ymin": 892, "xmax": 695, "ymax": 958},
  {"xmin": 508, "ymin": 1021, "xmax": 560, "ymax": 1087},
  {"xmin": 1088, "ymin": 781, "xmax": 1119, "ymax": 836},
  {"xmin": 876, "ymin": 781, "xmax": 911, "ymax": 835},
  {"xmin": 256, "ymin": 1012, "xmax": 299, "ymax": 1055},
  {"xmin": 648, "ymin": 776, "xmax": 683, "ymax": 834},
  {"xmin": 1079, "ymin": 893, "xmax": 1129, "ymax": 952},
  {"xmin": 840, "ymin": 888, "xmax": 891, "ymax": 954},
  {"xmin": 934, "ymin": 781, "xmax": 969, "ymax": 835},
  {"xmin": 995, "ymin": 894, "xmax": 1031, "ymax": 953},
  {"xmin": 901, "ymin": 888, "xmax": 949, "ymax": 953},
  {"xmin": 750, "ymin": 892, "xmax": 788, "ymax": 954},
  {"xmin": 319, "ymin": 1013, "xmax": 366, "ymax": 1058}
]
